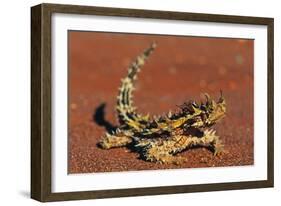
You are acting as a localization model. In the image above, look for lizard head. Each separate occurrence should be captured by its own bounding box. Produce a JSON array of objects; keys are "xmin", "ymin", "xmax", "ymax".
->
[
  {"xmin": 179, "ymin": 91, "xmax": 226, "ymax": 130},
  {"xmin": 200, "ymin": 91, "xmax": 226, "ymax": 126}
]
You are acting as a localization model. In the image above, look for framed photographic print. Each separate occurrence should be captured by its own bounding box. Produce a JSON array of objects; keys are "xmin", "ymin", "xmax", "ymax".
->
[{"xmin": 31, "ymin": 3, "xmax": 274, "ymax": 202}]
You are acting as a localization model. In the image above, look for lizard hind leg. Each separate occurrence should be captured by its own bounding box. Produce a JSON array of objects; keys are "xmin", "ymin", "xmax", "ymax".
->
[
  {"xmin": 145, "ymin": 147, "xmax": 186, "ymax": 165},
  {"xmin": 98, "ymin": 130, "xmax": 133, "ymax": 149},
  {"xmin": 136, "ymin": 137, "xmax": 188, "ymax": 165}
]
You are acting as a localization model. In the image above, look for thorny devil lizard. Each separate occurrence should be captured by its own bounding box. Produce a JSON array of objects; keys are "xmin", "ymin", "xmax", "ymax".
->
[{"xmin": 98, "ymin": 42, "xmax": 226, "ymax": 165}]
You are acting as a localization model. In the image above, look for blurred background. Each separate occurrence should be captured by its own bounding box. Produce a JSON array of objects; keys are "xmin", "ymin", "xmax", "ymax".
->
[{"xmin": 68, "ymin": 31, "xmax": 254, "ymax": 173}]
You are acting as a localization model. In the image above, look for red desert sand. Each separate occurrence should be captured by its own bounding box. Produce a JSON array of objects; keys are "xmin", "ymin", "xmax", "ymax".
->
[{"xmin": 68, "ymin": 32, "xmax": 254, "ymax": 173}]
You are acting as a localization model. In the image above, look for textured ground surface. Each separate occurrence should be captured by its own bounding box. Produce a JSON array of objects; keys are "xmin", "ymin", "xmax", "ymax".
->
[{"xmin": 68, "ymin": 32, "xmax": 254, "ymax": 173}]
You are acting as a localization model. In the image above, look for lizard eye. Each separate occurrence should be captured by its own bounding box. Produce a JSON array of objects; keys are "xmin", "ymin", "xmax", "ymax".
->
[{"xmin": 200, "ymin": 104, "xmax": 207, "ymax": 111}]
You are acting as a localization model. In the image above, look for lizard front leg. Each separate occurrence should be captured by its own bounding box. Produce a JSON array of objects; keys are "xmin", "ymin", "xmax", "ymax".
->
[
  {"xmin": 200, "ymin": 129, "xmax": 224, "ymax": 156},
  {"xmin": 137, "ymin": 129, "xmax": 223, "ymax": 164},
  {"xmin": 180, "ymin": 129, "xmax": 224, "ymax": 156}
]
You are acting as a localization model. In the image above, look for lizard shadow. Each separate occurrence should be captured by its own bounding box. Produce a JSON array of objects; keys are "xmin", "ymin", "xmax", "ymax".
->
[{"xmin": 92, "ymin": 103, "xmax": 117, "ymax": 135}]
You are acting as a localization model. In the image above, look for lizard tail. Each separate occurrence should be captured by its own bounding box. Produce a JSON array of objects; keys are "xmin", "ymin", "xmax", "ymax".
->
[{"xmin": 116, "ymin": 42, "xmax": 157, "ymax": 127}]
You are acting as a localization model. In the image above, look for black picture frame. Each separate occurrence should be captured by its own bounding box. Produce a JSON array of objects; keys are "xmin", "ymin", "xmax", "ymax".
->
[{"xmin": 31, "ymin": 3, "xmax": 274, "ymax": 202}]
